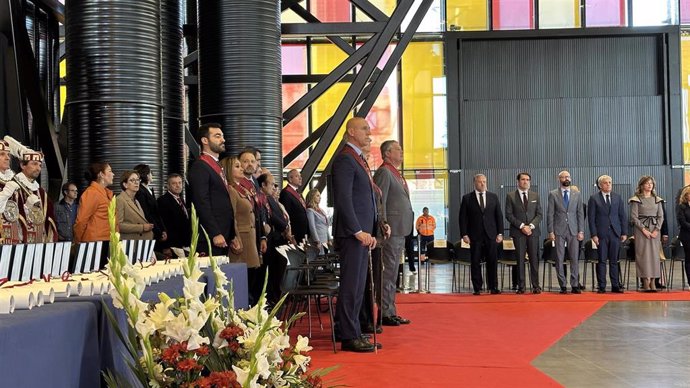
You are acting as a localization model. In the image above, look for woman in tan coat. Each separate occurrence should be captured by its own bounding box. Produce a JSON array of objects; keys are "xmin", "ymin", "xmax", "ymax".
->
[
  {"xmin": 116, "ymin": 170, "xmax": 154, "ymax": 241},
  {"xmin": 220, "ymin": 156, "xmax": 260, "ymax": 269}
]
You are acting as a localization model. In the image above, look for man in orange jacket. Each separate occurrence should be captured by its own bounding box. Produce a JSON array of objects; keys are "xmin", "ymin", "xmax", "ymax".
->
[{"xmin": 415, "ymin": 207, "xmax": 436, "ymax": 263}]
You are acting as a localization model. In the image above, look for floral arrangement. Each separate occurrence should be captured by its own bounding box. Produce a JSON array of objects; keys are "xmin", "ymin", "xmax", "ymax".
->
[{"xmin": 103, "ymin": 198, "xmax": 333, "ymax": 388}]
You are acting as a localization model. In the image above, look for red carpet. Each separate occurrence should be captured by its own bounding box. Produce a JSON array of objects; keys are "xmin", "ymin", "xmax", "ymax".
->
[{"xmin": 293, "ymin": 291, "xmax": 690, "ymax": 387}]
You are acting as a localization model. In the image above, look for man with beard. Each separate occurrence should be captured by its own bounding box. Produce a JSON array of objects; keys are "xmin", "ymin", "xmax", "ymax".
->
[
  {"xmin": 157, "ymin": 173, "xmax": 191, "ymax": 257},
  {"xmin": 258, "ymin": 172, "xmax": 290, "ymax": 305},
  {"xmin": 188, "ymin": 123, "xmax": 241, "ymax": 256},
  {"xmin": 0, "ymin": 139, "xmax": 57, "ymax": 243},
  {"xmin": 238, "ymin": 149, "xmax": 268, "ymax": 257}
]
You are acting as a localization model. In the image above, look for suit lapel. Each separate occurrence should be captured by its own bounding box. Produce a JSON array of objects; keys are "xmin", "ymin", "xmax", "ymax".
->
[{"xmin": 127, "ymin": 195, "xmax": 146, "ymax": 221}]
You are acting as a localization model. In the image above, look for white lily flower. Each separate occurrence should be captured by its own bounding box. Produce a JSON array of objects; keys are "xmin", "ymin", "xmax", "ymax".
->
[
  {"xmin": 162, "ymin": 313, "xmax": 193, "ymax": 343},
  {"xmin": 182, "ymin": 277, "xmax": 206, "ymax": 300},
  {"xmin": 294, "ymin": 335, "xmax": 312, "ymax": 353},
  {"xmin": 186, "ymin": 332, "xmax": 209, "ymax": 351},
  {"xmin": 135, "ymin": 317, "xmax": 156, "ymax": 338},
  {"xmin": 293, "ymin": 354, "xmax": 311, "ymax": 373}
]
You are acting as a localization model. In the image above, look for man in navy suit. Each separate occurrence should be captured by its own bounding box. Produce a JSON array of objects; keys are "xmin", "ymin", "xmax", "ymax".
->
[
  {"xmin": 188, "ymin": 123, "xmax": 241, "ymax": 257},
  {"xmin": 459, "ymin": 174, "xmax": 504, "ymax": 295},
  {"xmin": 332, "ymin": 117, "xmax": 378, "ymax": 353},
  {"xmin": 588, "ymin": 175, "xmax": 627, "ymax": 293}
]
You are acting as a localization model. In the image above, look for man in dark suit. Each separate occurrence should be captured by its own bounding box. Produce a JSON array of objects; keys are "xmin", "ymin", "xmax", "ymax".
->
[
  {"xmin": 157, "ymin": 173, "xmax": 191, "ymax": 257},
  {"xmin": 188, "ymin": 123, "xmax": 241, "ymax": 257},
  {"xmin": 505, "ymin": 172, "xmax": 543, "ymax": 294},
  {"xmin": 279, "ymin": 169, "xmax": 309, "ymax": 244},
  {"xmin": 259, "ymin": 172, "xmax": 291, "ymax": 306},
  {"xmin": 460, "ymin": 174, "xmax": 504, "ymax": 295},
  {"xmin": 588, "ymin": 174, "xmax": 627, "ymax": 293},
  {"xmin": 332, "ymin": 117, "xmax": 378, "ymax": 353},
  {"xmin": 547, "ymin": 171, "xmax": 585, "ymax": 294}
]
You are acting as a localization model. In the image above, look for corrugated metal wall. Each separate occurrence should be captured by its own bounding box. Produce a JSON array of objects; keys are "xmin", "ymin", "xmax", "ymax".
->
[{"xmin": 446, "ymin": 31, "xmax": 682, "ymax": 242}]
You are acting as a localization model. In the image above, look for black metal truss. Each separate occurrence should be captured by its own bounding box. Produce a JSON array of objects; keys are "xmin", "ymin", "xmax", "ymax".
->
[
  {"xmin": 280, "ymin": 0, "xmax": 433, "ymax": 191},
  {"xmin": 1, "ymin": 0, "xmax": 65, "ymax": 197}
]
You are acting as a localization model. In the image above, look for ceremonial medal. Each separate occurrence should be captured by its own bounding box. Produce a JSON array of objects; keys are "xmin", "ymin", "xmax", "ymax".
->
[{"xmin": 3, "ymin": 200, "xmax": 19, "ymax": 222}]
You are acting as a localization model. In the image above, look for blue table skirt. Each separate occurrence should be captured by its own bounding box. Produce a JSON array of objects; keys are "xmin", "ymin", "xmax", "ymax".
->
[{"xmin": 0, "ymin": 302, "xmax": 101, "ymax": 388}]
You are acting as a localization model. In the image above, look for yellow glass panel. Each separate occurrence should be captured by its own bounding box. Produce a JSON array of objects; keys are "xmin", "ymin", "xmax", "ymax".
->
[
  {"xmin": 60, "ymin": 59, "xmax": 66, "ymax": 120},
  {"xmin": 310, "ymin": 44, "xmax": 353, "ymax": 170},
  {"xmin": 401, "ymin": 42, "xmax": 446, "ymax": 169},
  {"xmin": 281, "ymin": 8, "xmax": 304, "ymax": 23},
  {"xmin": 681, "ymin": 35, "xmax": 690, "ymax": 166},
  {"xmin": 355, "ymin": 0, "xmax": 396, "ymax": 21},
  {"xmin": 539, "ymin": 0, "xmax": 581, "ymax": 28},
  {"xmin": 446, "ymin": 0, "xmax": 489, "ymax": 31}
]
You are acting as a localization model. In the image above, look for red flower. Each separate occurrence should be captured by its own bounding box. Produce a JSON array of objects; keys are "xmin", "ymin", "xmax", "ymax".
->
[
  {"xmin": 219, "ymin": 325, "xmax": 244, "ymax": 340},
  {"xmin": 227, "ymin": 341, "xmax": 240, "ymax": 352},
  {"xmin": 161, "ymin": 347, "xmax": 180, "ymax": 364},
  {"xmin": 195, "ymin": 345, "xmax": 210, "ymax": 356},
  {"xmin": 305, "ymin": 374, "xmax": 323, "ymax": 388},
  {"xmin": 177, "ymin": 358, "xmax": 203, "ymax": 372},
  {"xmin": 208, "ymin": 371, "xmax": 240, "ymax": 388}
]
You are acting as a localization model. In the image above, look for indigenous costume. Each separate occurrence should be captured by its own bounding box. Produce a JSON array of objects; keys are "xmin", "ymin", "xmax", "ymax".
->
[{"xmin": 0, "ymin": 140, "xmax": 20, "ymax": 244}]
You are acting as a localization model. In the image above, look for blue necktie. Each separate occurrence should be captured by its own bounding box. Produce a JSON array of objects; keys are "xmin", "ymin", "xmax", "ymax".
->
[{"xmin": 563, "ymin": 190, "xmax": 569, "ymax": 209}]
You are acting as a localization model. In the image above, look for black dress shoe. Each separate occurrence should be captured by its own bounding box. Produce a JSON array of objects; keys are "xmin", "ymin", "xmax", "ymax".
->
[
  {"xmin": 361, "ymin": 324, "xmax": 383, "ymax": 334},
  {"xmin": 490, "ymin": 289, "xmax": 501, "ymax": 295},
  {"xmin": 597, "ymin": 289, "xmax": 606, "ymax": 294},
  {"xmin": 532, "ymin": 287, "xmax": 542, "ymax": 295},
  {"xmin": 395, "ymin": 315, "xmax": 411, "ymax": 324},
  {"xmin": 381, "ymin": 316, "xmax": 401, "ymax": 326},
  {"xmin": 359, "ymin": 335, "xmax": 382, "ymax": 349},
  {"xmin": 341, "ymin": 338, "xmax": 375, "ymax": 353},
  {"xmin": 473, "ymin": 290, "xmax": 481, "ymax": 295},
  {"xmin": 612, "ymin": 288, "xmax": 624, "ymax": 294},
  {"xmin": 571, "ymin": 288, "xmax": 581, "ymax": 294},
  {"xmin": 560, "ymin": 287, "xmax": 567, "ymax": 294},
  {"xmin": 516, "ymin": 289, "xmax": 525, "ymax": 294}
]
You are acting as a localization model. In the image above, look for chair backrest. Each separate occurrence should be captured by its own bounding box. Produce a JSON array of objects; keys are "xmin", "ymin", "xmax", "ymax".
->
[
  {"xmin": 425, "ymin": 241, "xmax": 455, "ymax": 262},
  {"xmin": 542, "ymin": 239, "xmax": 556, "ymax": 260},
  {"xmin": 72, "ymin": 241, "xmax": 106, "ymax": 274},
  {"xmin": 122, "ymin": 239, "xmax": 156, "ymax": 264},
  {"xmin": 0, "ymin": 242, "xmax": 72, "ymax": 281},
  {"xmin": 281, "ymin": 246, "xmax": 308, "ymax": 293},
  {"xmin": 671, "ymin": 237, "xmax": 685, "ymax": 259},
  {"xmin": 453, "ymin": 241, "xmax": 471, "ymax": 261},
  {"xmin": 499, "ymin": 238, "xmax": 517, "ymax": 260},
  {"xmin": 622, "ymin": 237, "xmax": 634, "ymax": 260}
]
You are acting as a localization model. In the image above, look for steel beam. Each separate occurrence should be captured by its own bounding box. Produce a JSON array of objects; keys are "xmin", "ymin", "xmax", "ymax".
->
[
  {"xmin": 288, "ymin": 3, "xmax": 354, "ymax": 54},
  {"xmin": 282, "ymin": 22, "xmax": 385, "ymax": 36},
  {"xmin": 282, "ymin": 74, "xmax": 358, "ymax": 83},
  {"xmin": 296, "ymin": 0, "xmax": 415, "ymax": 188}
]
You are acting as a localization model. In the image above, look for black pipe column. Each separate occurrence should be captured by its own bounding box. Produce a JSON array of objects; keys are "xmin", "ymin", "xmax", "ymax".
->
[
  {"xmin": 65, "ymin": 0, "xmax": 163, "ymax": 192},
  {"xmin": 197, "ymin": 0, "xmax": 282, "ymax": 175},
  {"xmin": 161, "ymin": 0, "xmax": 185, "ymax": 177}
]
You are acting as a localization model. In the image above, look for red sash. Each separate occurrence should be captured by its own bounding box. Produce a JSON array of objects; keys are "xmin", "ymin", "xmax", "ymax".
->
[
  {"xmin": 285, "ymin": 185, "xmax": 306, "ymax": 208},
  {"xmin": 341, "ymin": 145, "xmax": 382, "ymax": 198},
  {"xmin": 200, "ymin": 154, "xmax": 229, "ymax": 188},
  {"xmin": 380, "ymin": 161, "xmax": 409, "ymax": 194}
]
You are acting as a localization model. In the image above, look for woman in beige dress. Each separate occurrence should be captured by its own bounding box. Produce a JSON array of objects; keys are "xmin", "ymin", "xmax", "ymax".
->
[
  {"xmin": 116, "ymin": 170, "xmax": 154, "ymax": 241},
  {"xmin": 628, "ymin": 175, "xmax": 664, "ymax": 292},
  {"xmin": 219, "ymin": 156, "xmax": 260, "ymax": 269}
]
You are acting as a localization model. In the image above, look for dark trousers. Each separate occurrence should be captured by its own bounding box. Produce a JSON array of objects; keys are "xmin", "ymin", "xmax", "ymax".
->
[
  {"xmin": 247, "ymin": 266, "xmax": 265, "ymax": 306},
  {"xmin": 359, "ymin": 247, "xmax": 382, "ymax": 329},
  {"xmin": 263, "ymin": 249, "xmax": 287, "ymax": 306},
  {"xmin": 596, "ymin": 230, "xmax": 622, "ymax": 290},
  {"xmin": 334, "ymin": 236, "xmax": 369, "ymax": 341},
  {"xmin": 470, "ymin": 236, "xmax": 498, "ymax": 292},
  {"xmin": 680, "ymin": 236, "xmax": 690, "ymax": 287},
  {"xmin": 512, "ymin": 232, "xmax": 540, "ymax": 289}
]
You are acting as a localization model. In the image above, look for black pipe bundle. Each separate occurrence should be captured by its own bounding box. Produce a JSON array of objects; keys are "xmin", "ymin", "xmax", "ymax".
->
[
  {"xmin": 197, "ymin": 0, "xmax": 282, "ymax": 175},
  {"xmin": 161, "ymin": 0, "xmax": 185, "ymax": 177},
  {"xmin": 65, "ymin": 0, "xmax": 163, "ymax": 192}
]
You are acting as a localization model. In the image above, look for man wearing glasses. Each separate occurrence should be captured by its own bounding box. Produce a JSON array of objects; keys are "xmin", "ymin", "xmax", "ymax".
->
[{"xmin": 55, "ymin": 182, "xmax": 79, "ymax": 241}]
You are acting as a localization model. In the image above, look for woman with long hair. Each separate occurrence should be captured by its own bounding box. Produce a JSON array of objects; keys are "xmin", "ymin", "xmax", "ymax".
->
[
  {"xmin": 628, "ymin": 175, "xmax": 664, "ymax": 292},
  {"xmin": 676, "ymin": 186, "xmax": 690, "ymax": 289},
  {"xmin": 73, "ymin": 162, "xmax": 115, "ymax": 243},
  {"xmin": 305, "ymin": 188, "xmax": 330, "ymax": 254}
]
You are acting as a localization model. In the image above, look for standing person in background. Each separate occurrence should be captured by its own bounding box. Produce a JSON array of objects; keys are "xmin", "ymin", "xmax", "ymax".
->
[
  {"xmin": 305, "ymin": 188, "xmax": 331, "ymax": 254},
  {"xmin": 116, "ymin": 170, "xmax": 154, "ymax": 241},
  {"xmin": 676, "ymin": 186, "xmax": 690, "ymax": 289},
  {"xmin": 259, "ymin": 172, "xmax": 290, "ymax": 306},
  {"xmin": 415, "ymin": 207, "xmax": 436, "ymax": 265},
  {"xmin": 459, "ymin": 174, "xmax": 504, "ymax": 295},
  {"xmin": 73, "ymin": 162, "xmax": 115, "ymax": 243},
  {"xmin": 0, "ymin": 139, "xmax": 20, "ymax": 244},
  {"xmin": 133, "ymin": 164, "xmax": 167, "ymax": 247},
  {"xmin": 157, "ymin": 173, "xmax": 191, "ymax": 257},
  {"xmin": 588, "ymin": 175, "xmax": 627, "ymax": 293},
  {"xmin": 547, "ymin": 171, "xmax": 585, "ymax": 294},
  {"xmin": 628, "ymin": 175, "xmax": 664, "ymax": 292},
  {"xmin": 374, "ymin": 139, "xmax": 413, "ymax": 326},
  {"xmin": 55, "ymin": 182, "xmax": 79, "ymax": 242},
  {"xmin": 280, "ymin": 169, "xmax": 309, "ymax": 244},
  {"xmin": 505, "ymin": 172, "xmax": 543, "ymax": 294}
]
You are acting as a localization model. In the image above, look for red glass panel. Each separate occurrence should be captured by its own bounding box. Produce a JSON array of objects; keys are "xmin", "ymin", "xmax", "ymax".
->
[
  {"xmin": 282, "ymin": 84, "xmax": 309, "ymax": 170},
  {"xmin": 492, "ymin": 0, "xmax": 534, "ymax": 30},
  {"xmin": 310, "ymin": 0, "xmax": 351, "ymax": 22}
]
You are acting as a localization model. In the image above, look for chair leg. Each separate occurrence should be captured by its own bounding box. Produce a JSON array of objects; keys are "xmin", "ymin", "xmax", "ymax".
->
[{"xmin": 327, "ymin": 296, "xmax": 337, "ymax": 353}]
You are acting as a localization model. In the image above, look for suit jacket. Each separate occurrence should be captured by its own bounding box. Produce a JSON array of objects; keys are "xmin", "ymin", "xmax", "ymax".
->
[
  {"xmin": 588, "ymin": 191, "xmax": 627, "ymax": 238},
  {"xmin": 459, "ymin": 191, "xmax": 503, "ymax": 241},
  {"xmin": 188, "ymin": 159, "xmax": 236, "ymax": 243},
  {"xmin": 676, "ymin": 203, "xmax": 690, "ymax": 241},
  {"xmin": 547, "ymin": 188, "xmax": 584, "ymax": 236},
  {"xmin": 135, "ymin": 185, "xmax": 166, "ymax": 240},
  {"xmin": 332, "ymin": 146, "xmax": 376, "ymax": 238},
  {"xmin": 267, "ymin": 196, "xmax": 289, "ymax": 247},
  {"xmin": 279, "ymin": 185, "xmax": 309, "ymax": 243},
  {"xmin": 116, "ymin": 192, "xmax": 154, "ymax": 241},
  {"xmin": 307, "ymin": 207, "xmax": 330, "ymax": 244},
  {"xmin": 505, "ymin": 190, "xmax": 542, "ymax": 237},
  {"xmin": 373, "ymin": 166, "xmax": 413, "ymax": 237},
  {"xmin": 157, "ymin": 192, "xmax": 191, "ymax": 250}
]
